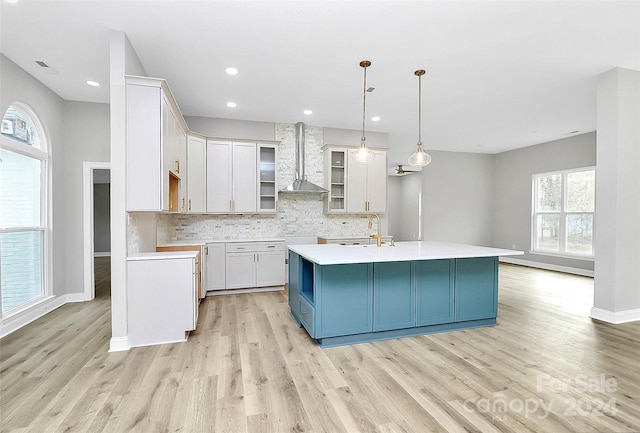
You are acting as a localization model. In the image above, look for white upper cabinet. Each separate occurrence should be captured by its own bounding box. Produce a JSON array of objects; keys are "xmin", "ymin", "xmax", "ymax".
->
[
  {"xmin": 206, "ymin": 140, "xmax": 257, "ymax": 213},
  {"xmin": 126, "ymin": 76, "xmax": 188, "ymax": 213},
  {"xmin": 323, "ymin": 146, "xmax": 387, "ymax": 214},
  {"xmin": 346, "ymin": 148, "xmax": 386, "ymax": 213},
  {"xmin": 187, "ymin": 135, "xmax": 206, "ymax": 213},
  {"xmin": 258, "ymin": 144, "xmax": 278, "ymax": 212}
]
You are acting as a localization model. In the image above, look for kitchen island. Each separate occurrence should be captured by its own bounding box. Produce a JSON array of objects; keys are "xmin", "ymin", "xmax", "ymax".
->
[{"xmin": 287, "ymin": 241, "xmax": 522, "ymax": 347}]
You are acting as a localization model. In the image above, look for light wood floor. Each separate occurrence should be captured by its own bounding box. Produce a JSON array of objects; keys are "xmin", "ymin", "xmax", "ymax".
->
[{"xmin": 1, "ymin": 260, "xmax": 639, "ymax": 433}]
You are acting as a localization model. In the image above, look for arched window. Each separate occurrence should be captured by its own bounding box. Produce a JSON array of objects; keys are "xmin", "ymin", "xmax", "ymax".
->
[{"xmin": 0, "ymin": 103, "xmax": 49, "ymax": 315}]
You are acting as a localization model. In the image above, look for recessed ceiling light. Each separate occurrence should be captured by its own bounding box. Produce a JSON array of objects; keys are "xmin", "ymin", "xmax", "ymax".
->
[
  {"xmin": 303, "ymin": 109, "xmax": 312, "ymax": 115},
  {"xmin": 226, "ymin": 102, "xmax": 237, "ymax": 108},
  {"xmin": 86, "ymin": 80, "xmax": 101, "ymax": 87},
  {"xmin": 371, "ymin": 116, "xmax": 380, "ymax": 122},
  {"xmin": 226, "ymin": 67, "xmax": 238, "ymax": 75},
  {"xmin": 6, "ymin": 0, "xmax": 19, "ymax": 4}
]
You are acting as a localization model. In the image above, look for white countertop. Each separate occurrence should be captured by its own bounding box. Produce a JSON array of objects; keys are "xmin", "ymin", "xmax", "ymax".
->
[
  {"xmin": 157, "ymin": 237, "xmax": 285, "ymax": 247},
  {"xmin": 287, "ymin": 241, "xmax": 523, "ymax": 265},
  {"xmin": 127, "ymin": 251, "xmax": 199, "ymax": 261},
  {"xmin": 316, "ymin": 235, "xmax": 393, "ymax": 240}
]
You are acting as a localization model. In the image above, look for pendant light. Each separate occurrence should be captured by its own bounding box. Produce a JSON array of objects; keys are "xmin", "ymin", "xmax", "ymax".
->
[
  {"xmin": 352, "ymin": 60, "xmax": 375, "ymax": 164},
  {"xmin": 408, "ymin": 69, "xmax": 432, "ymax": 167}
]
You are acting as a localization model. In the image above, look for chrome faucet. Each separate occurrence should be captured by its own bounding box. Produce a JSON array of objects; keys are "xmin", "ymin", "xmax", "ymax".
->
[{"xmin": 368, "ymin": 214, "xmax": 382, "ymax": 247}]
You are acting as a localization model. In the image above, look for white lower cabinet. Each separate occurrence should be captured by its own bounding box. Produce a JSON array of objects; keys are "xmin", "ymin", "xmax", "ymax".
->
[
  {"xmin": 205, "ymin": 242, "xmax": 226, "ymax": 291},
  {"xmin": 127, "ymin": 252, "xmax": 198, "ymax": 347},
  {"xmin": 225, "ymin": 241, "xmax": 285, "ymax": 290}
]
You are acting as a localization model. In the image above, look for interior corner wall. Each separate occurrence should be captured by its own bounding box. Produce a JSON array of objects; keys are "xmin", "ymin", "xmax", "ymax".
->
[
  {"xmin": 110, "ymin": 31, "xmax": 148, "ymax": 350},
  {"xmin": 0, "ymin": 54, "xmax": 67, "ymax": 297},
  {"xmin": 492, "ymin": 132, "xmax": 596, "ymax": 272},
  {"xmin": 387, "ymin": 177, "xmax": 402, "ymax": 239},
  {"xmin": 421, "ymin": 150, "xmax": 494, "ymax": 246},
  {"xmin": 63, "ymin": 101, "xmax": 110, "ymax": 294}
]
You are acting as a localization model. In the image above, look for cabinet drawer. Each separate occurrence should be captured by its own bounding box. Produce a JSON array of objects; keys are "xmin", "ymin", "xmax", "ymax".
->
[
  {"xmin": 299, "ymin": 295, "xmax": 315, "ymax": 337},
  {"xmin": 226, "ymin": 241, "xmax": 285, "ymax": 252}
]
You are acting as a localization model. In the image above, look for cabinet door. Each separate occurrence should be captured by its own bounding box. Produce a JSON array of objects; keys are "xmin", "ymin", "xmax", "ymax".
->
[
  {"xmin": 126, "ymin": 84, "xmax": 163, "ymax": 211},
  {"xmin": 177, "ymin": 128, "xmax": 187, "ymax": 212},
  {"xmin": 225, "ymin": 252, "xmax": 257, "ymax": 289},
  {"xmin": 205, "ymin": 243, "xmax": 226, "ymax": 291},
  {"xmin": 367, "ymin": 150, "xmax": 387, "ymax": 213},
  {"xmin": 416, "ymin": 259, "xmax": 454, "ymax": 326},
  {"xmin": 316, "ymin": 263, "xmax": 373, "ymax": 338},
  {"xmin": 232, "ymin": 142, "xmax": 257, "ymax": 213},
  {"xmin": 455, "ymin": 257, "xmax": 498, "ymax": 322},
  {"xmin": 256, "ymin": 251, "xmax": 285, "ymax": 287},
  {"xmin": 346, "ymin": 149, "xmax": 368, "ymax": 213},
  {"xmin": 206, "ymin": 140, "xmax": 232, "ymax": 212},
  {"xmin": 258, "ymin": 145, "xmax": 277, "ymax": 212},
  {"xmin": 187, "ymin": 136, "xmax": 206, "ymax": 213},
  {"xmin": 324, "ymin": 149, "xmax": 347, "ymax": 213},
  {"xmin": 373, "ymin": 261, "xmax": 414, "ymax": 331}
]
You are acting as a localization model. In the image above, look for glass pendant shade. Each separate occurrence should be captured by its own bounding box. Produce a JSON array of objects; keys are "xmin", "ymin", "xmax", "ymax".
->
[
  {"xmin": 408, "ymin": 69, "xmax": 432, "ymax": 167},
  {"xmin": 408, "ymin": 142, "xmax": 432, "ymax": 166},
  {"xmin": 352, "ymin": 60, "xmax": 375, "ymax": 164},
  {"xmin": 353, "ymin": 141, "xmax": 375, "ymax": 164}
]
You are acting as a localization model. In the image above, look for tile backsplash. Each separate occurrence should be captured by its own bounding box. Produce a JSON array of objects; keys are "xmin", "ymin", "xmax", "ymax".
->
[{"xmin": 155, "ymin": 122, "xmax": 376, "ymax": 243}]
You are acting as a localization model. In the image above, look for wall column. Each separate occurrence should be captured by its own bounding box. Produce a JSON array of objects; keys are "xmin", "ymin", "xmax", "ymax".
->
[{"xmin": 592, "ymin": 68, "xmax": 640, "ymax": 323}]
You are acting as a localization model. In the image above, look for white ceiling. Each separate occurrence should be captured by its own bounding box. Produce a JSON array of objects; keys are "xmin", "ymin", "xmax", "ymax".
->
[{"xmin": 1, "ymin": 1, "xmax": 639, "ymax": 165}]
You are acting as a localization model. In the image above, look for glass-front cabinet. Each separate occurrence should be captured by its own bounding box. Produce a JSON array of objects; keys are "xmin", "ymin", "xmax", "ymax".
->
[
  {"xmin": 258, "ymin": 144, "xmax": 277, "ymax": 212},
  {"xmin": 323, "ymin": 148, "xmax": 346, "ymax": 213}
]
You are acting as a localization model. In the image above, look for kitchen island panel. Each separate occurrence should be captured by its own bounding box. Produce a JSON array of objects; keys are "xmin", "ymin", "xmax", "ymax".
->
[
  {"xmin": 454, "ymin": 257, "xmax": 498, "ymax": 322},
  {"xmin": 373, "ymin": 261, "xmax": 415, "ymax": 331},
  {"xmin": 316, "ymin": 262, "xmax": 373, "ymax": 338},
  {"xmin": 415, "ymin": 259, "xmax": 455, "ymax": 326}
]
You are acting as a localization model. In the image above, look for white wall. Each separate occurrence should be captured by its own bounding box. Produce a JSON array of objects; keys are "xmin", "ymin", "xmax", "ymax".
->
[
  {"xmin": 492, "ymin": 132, "xmax": 596, "ymax": 272},
  {"xmin": 63, "ymin": 101, "xmax": 110, "ymax": 292},
  {"xmin": 1, "ymin": 54, "xmax": 66, "ymax": 296},
  {"xmin": 421, "ymin": 150, "xmax": 494, "ymax": 246},
  {"xmin": 109, "ymin": 31, "xmax": 148, "ymax": 351}
]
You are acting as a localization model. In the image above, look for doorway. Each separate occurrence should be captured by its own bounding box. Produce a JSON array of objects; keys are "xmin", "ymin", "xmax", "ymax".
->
[{"xmin": 83, "ymin": 162, "xmax": 111, "ymax": 300}]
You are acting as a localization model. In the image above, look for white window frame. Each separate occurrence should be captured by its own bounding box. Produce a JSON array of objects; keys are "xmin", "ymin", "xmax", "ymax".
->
[
  {"xmin": 0, "ymin": 102, "xmax": 52, "ymax": 317},
  {"xmin": 531, "ymin": 167, "xmax": 596, "ymax": 260}
]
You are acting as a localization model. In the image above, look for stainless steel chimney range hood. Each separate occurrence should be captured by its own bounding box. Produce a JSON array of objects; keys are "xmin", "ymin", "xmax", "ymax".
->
[{"xmin": 279, "ymin": 122, "xmax": 328, "ymax": 194}]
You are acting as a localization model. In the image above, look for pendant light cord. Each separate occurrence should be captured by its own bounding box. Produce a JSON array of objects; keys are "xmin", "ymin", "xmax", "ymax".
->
[
  {"xmin": 418, "ymin": 72, "xmax": 422, "ymax": 146},
  {"xmin": 362, "ymin": 64, "xmax": 367, "ymax": 142}
]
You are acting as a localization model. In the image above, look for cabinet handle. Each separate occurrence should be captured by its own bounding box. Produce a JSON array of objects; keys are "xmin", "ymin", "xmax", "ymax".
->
[
  {"xmin": 236, "ymin": 247, "xmax": 245, "ymax": 250},
  {"xmin": 205, "ymin": 246, "xmax": 209, "ymax": 255},
  {"xmin": 188, "ymin": 199, "xmax": 192, "ymax": 211},
  {"xmin": 175, "ymin": 159, "xmax": 180, "ymax": 173},
  {"xmin": 267, "ymin": 245, "xmax": 276, "ymax": 248},
  {"xmin": 301, "ymin": 311, "xmax": 308, "ymax": 318},
  {"xmin": 229, "ymin": 200, "xmax": 233, "ymax": 211},
  {"xmin": 182, "ymin": 198, "xmax": 185, "ymax": 210}
]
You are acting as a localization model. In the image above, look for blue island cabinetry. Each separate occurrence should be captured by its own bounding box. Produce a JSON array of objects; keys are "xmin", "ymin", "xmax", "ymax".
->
[{"xmin": 288, "ymin": 251, "xmax": 498, "ymax": 347}]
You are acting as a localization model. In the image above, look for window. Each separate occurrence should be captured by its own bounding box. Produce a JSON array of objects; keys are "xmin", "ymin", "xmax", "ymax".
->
[
  {"xmin": 532, "ymin": 168, "xmax": 595, "ymax": 258},
  {"xmin": 0, "ymin": 103, "xmax": 49, "ymax": 315}
]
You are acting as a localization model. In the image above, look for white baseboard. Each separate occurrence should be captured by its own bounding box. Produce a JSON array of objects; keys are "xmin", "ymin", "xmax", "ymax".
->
[
  {"xmin": 109, "ymin": 336, "xmax": 130, "ymax": 352},
  {"xmin": 94, "ymin": 252, "xmax": 111, "ymax": 257},
  {"xmin": 0, "ymin": 295, "xmax": 64, "ymax": 338},
  {"xmin": 499, "ymin": 257, "xmax": 594, "ymax": 277},
  {"xmin": 590, "ymin": 307, "xmax": 640, "ymax": 324}
]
